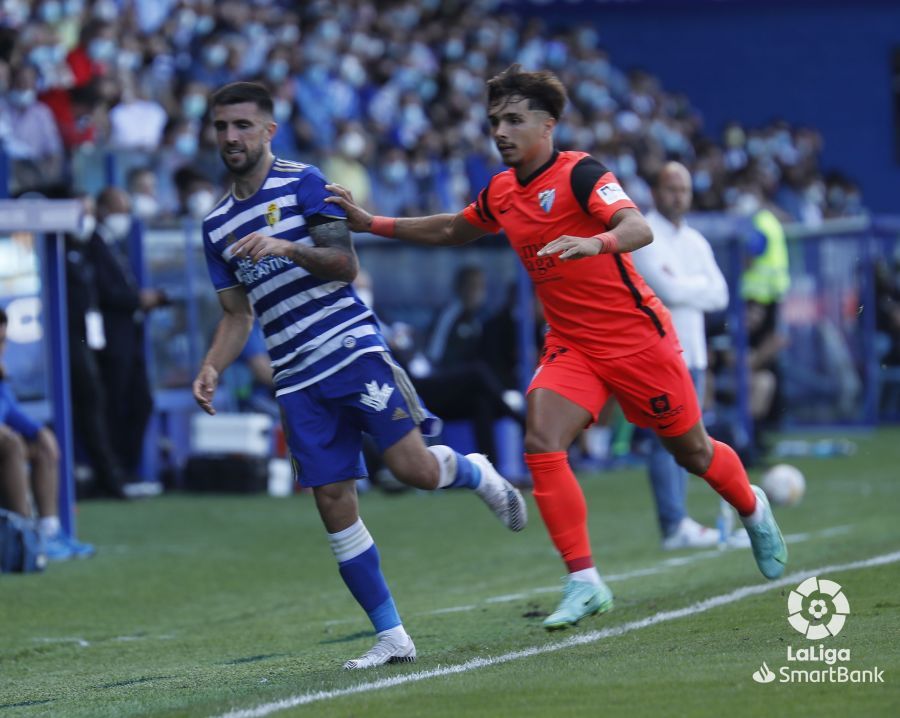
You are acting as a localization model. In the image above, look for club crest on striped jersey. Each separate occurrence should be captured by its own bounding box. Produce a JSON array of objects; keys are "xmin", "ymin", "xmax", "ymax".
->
[
  {"xmin": 538, "ymin": 188, "xmax": 556, "ymax": 213},
  {"xmin": 265, "ymin": 202, "xmax": 280, "ymax": 226}
]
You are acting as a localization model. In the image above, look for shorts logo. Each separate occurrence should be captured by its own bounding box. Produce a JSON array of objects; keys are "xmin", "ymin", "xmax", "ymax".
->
[
  {"xmin": 649, "ymin": 394, "xmax": 671, "ymax": 414},
  {"xmin": 788, "ymin": 577, "xmax": 850, "ymax": 639},
  {"xmin": 360, "ymin": 380, "xmax": 394, "ymax": 411},
  {"xmin": 266, "ymin": 202, "xmax": 281, "ymax": 226},
  {"xmin": 392, "ymin": 407, "xmax": 409, "ymax": 421},
  {"xmin": 542, "ymin": 346, "xmax": 569, "ymax": 364},
  {"xmin": 342, "ymin": 335, "xmax": 357, "ymax": 349},
  {"xmin": 538, "ymin": 188, "xmax": 556, "ymax": 213}
]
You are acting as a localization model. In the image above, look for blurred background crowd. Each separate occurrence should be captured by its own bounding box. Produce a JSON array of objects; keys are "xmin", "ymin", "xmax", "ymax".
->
[{"xmin": 0, "ymin": 0, "xmax": 868, "ymax": 223}]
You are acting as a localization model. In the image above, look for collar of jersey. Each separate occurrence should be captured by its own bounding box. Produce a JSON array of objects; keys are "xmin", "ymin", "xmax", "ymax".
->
[{"xmin": 516, "ymin": 150, "xmax": 560, "ymax": 187}]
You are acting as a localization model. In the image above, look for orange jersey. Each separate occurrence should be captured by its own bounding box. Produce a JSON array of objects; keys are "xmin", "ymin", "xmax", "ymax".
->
[{"xmin": 463, "ymin": 150, "xmax": 672, "ymax": 359}]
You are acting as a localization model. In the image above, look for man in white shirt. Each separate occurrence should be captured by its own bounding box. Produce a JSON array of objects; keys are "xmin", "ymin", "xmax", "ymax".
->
[{"xmin": 632, "ymin": 162, "xmax": 729, "ymax": 549}]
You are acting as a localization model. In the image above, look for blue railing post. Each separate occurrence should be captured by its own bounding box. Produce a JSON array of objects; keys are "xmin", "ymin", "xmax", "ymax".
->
[
  {"xmin": 727, "ymin": 234, "xmax": 754, "ymax": 449},
  {"xmin": 859, "ymin": 234, "xmax": 879, "ymax": 425},
  {"xmin": 0, "ymin": 148, "xmax": 9, "ymax": 199},
  {"xmin": 182, "ymin": 218, "xmax": 202, "ymax": 373},
  {"xmin": 42, "ymin": 232, "xmax": 76, "ymax": 538}
]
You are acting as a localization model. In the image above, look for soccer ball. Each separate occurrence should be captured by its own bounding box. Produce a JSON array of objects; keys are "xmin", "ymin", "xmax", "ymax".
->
[{"xmin": 761, "ymin": 464, "xmax": 806, "ymax": 507}]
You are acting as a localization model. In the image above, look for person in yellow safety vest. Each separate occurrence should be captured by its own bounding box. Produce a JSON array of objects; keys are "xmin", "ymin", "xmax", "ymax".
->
[{"xmin": 733, "ymin": 180, "xmax": 790, "ymax": 454}]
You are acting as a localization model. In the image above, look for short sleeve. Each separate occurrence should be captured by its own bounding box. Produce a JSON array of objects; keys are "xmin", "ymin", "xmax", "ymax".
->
[
  {"xmin": 202, "ymin": 229, "xmax": 239, "ymax": 292},
  {"xmin": 296, "ymin": 167, "xmax": 347, "ymax": 220},
  {"xmin": 570, "ymin": 157, "xmax": 637, "ymax": 227},
  {"xmin": 462, "ymin": 183, "xmax": 501, "ymax": 234}
]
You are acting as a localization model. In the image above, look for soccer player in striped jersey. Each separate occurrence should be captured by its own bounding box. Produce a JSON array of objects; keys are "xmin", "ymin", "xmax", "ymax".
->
[
  {"xmin": 327, "ymin": 65, "xmax": 788, "ymax": 631},
  {"xmin": 192, "ymin": 82, "xmax": 527, "ymax": 669}
]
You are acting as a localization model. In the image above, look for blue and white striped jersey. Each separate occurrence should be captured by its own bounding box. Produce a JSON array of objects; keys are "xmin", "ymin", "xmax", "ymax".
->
[{"xmin": 202, "ymin": 157, "xmax": 387, "ymax": 396}]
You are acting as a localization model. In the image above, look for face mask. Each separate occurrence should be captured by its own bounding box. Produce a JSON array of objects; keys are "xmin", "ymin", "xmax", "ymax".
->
[
  {"xmin": 204, "ymin": 44, "xmax": 227, "ymax": 68},
  {"xmin": 693, "ymin": 170, "xmax": 712, "ymax": 193},
  {"xmin": 175, "ymin": 133, "xmax": 198, "ymax": 156},
  {"xmin": 8, "ymin": 90, "xmax": 35, "ymax": 107},
  {"xmin": 617, "ymin": 154, "xmax": 637, "ymax": 179},
  {"xmin": 103, "ymin": 213, "xmax": 132, "ymax": 241},
  {"xmin": 41, "ymin": 1, "xmax": 63, "ymax": 23},
  {"xmin": 266, "ymin": 60, "xmax": 289, "ymax": 85},
  {"xmin": 195, "ymin": 15, "xmax": 215, "ymax": 35},
  {"xmin": 132, "ymin": 194, "xmax": 160, "ymax": 220},
  {"xmin": 92, "ymin": 0, "xmax": 117, "ymax": 21},
  {"xmin": 64, "ymin": 0, "xmax": 84, "ymax": 15},
  {"xmin": 88, "ymin": 38, "xmax": 116, "ymax": 62},
  {"xmin": 384, "ymin": 161, "xmax": 408, "ymax": 184},
  {"xmin": 187, "ymin": 190, "xmax": 216, "ymax": 219},
  {"xmin": 117, "ymin": 51, "xmax": 142, "ymax": 72},
  {"xmin": 29, "ymin": 44, "xmax": 62, "ymax": 67},
  {"xmin": 733, "ymin": 193, "xmax": 760, "ymax": 216},
  {"xmin": 182, "ymin": 94, "xmax": 207, "ymax": 120},
  {"xmin": 273, "ymin": 99, "xmax": 291, "ymax": 122},
  {"xmin": 338, "ymin": 131, "xmax": 365, "ymax": 159}
]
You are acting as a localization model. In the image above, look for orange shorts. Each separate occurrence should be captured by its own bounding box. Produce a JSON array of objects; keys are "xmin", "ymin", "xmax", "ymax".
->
[{"xmin": 527, "ymin": 334, "xmax": 701, "ymax": 437}]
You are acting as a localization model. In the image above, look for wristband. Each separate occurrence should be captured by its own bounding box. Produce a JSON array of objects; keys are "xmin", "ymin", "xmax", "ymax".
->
[
  {"xmin": 594, "ymin": 232, "xmax": 619, "ymax": 254},
  {"xmin": 370, "ymin": 216, "xmax": 396, "ymax": 237}
]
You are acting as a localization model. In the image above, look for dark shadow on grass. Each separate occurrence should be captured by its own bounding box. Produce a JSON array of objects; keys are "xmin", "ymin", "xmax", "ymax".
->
[
  {"xmin": 221, "ymin": 653, "xmax": 287, "ymax": 665},
  {"xmin": 0, "ymin": 699, "xmax": 54, "ymax": 709},
  {"xmin": 95, "ymin": 675, "xmax": 173, "ymax": 689},
  {"xmin": 318, "ymin": 630, "xmax": 374, "ymax": 645}
]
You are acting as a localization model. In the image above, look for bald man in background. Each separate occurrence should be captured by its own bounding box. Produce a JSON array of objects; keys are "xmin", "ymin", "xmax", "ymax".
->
[{"xmin": 632, "ymin": 163, "xmax": 730, "ymax": 549}]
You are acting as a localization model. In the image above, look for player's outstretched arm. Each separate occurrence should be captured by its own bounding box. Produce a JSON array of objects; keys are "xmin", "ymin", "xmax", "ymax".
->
[
  {"xmin": 193, "ymin": 286, "xmax": 254, "ymax": 416},
  {"xmin": 539, "ymin": 208, "xmax": 653, "ymax": 260},
  {"xmin": 325, "ymin": 183, "xmax": 484, "ymax": 247}
]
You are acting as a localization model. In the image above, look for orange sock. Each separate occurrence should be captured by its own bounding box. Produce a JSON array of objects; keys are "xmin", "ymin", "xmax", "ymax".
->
[
  {"xmin": 701, "ymin": 440, "xmax": 757, "ymax": 516},
  {"xmin": 524, "ymin": 451, "xmax": 593, "ymax": 572}
]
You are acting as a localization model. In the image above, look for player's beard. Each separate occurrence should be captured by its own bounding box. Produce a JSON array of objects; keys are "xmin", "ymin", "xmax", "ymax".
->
[{"xmin": 224, "ymin": 143, "xmax": 266, "ymax": 176}]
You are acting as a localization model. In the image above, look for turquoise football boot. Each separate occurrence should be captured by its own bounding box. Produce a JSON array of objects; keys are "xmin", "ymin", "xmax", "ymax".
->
[
  {"xmin": 543, "ymin": 577, "xmax": 614, "ymax": 631},
  {"xmin": 743, "ymin": 486, "xmax": 788, "ymax": 579}
]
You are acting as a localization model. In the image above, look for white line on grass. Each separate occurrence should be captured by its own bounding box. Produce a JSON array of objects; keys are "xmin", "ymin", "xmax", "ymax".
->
[{"xmin": 214, "ymin": 549, "xmax": 900, "ymax": 718}]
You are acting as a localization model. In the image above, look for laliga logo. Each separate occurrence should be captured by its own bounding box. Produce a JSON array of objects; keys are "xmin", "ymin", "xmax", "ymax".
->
[{"xmin": 787, "ymin": 576, "xmax": 850, "ymax": 639}]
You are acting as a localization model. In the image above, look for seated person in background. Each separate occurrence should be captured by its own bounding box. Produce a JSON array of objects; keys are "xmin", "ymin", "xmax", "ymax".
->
[
  {"xmin": 356, "ymin": 268, "xmax": 524, "ymax": 466},
  {"xmin": 0, "ymin": 308, "xmax": 94, "ymax": 560}
]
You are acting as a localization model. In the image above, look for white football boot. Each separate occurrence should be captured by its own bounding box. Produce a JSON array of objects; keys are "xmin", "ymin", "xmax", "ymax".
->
[
  {"xmin": 343, "ymin": 633, "xmax": 416, "ymax": 670},
  {"xmin": 466, "ymin": 453, "xmax": 527, "ymax": 532}
]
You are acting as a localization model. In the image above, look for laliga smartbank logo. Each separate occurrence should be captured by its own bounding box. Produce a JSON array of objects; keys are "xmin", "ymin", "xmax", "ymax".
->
[{"xmin": 751, "ymin": 576, "xmax": 884, "ymax": 685}]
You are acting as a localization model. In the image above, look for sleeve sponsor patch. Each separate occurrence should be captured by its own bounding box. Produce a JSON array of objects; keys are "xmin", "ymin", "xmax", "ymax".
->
[{"xmin": 596, "ymin": 182, "xmax": 631, "ymax": 205}]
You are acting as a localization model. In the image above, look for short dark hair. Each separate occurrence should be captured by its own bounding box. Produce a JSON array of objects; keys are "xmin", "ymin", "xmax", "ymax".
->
[
  {"xmin": 0, "ymin": 306, "xmax": 7, "ymax": 326},
  {"xmin": 209, "ymin": 82, "xmax": 273, "ymax": 116},
  {"xmin": 486, "ymin": 64, "xmax": 567, "ymax": 120}
]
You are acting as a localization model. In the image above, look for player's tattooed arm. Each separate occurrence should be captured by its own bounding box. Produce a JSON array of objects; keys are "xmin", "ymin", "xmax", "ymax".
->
[
  {"xmin": 231, "ymin": 217, "xmax": 359, "ymax": 282},
  {"xmin": 289, "ymin": 217, "xmax": 359, "ymax": 282}
]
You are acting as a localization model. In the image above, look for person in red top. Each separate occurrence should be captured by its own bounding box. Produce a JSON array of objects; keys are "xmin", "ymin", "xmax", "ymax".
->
[{"xmin": 327, "ymin": 65, "xmax": 788, "ymax": 630}]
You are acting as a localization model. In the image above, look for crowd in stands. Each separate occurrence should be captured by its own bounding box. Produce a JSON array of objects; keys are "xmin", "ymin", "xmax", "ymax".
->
[{"xmin": 0, "ymin": 0, "xmax": 866, "ymax": 224}]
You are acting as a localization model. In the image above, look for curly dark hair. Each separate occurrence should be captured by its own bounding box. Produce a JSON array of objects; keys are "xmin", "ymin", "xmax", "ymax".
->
[{"xmin": 486, "ymin": 64, "xmax": 568, "ymax": 119}]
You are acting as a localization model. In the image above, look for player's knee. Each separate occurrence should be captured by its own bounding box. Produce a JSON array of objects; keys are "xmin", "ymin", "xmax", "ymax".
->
[
  {"xmin": 0, "ymin": 427, "xmax": 27, "ymax": 460},
  {"xmin": 524, "ymin": 429, "xmax": 564, "ymax": 455},
  {"xmin": 672, "ymin": 442, "xmax": 713, "ymax": 475}
]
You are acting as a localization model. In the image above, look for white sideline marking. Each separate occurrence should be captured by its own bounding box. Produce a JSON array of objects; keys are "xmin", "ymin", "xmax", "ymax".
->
[{"xmin": 214, "ymin": 550, "xmax": 900, "ymax": 718}]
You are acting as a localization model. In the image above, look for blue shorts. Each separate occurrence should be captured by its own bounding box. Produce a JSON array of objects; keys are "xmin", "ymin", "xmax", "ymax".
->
[{"xmin": 276, "ymin": 351, "xmax": 441, "ymax": 487}]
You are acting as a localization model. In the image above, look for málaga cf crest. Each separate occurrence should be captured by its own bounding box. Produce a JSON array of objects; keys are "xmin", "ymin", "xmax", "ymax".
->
[
  {"xmin": 538, "ymin": 188, "xmax": 555, "ymax": 213},
  {"xmin": 266, "ymin": 202, "xmax": 281, "ymax": 226}
]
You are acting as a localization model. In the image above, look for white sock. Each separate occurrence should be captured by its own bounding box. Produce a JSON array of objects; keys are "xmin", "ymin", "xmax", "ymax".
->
[
  {"xmin": 428, "ymin": 445, "xmax": 457, "ymax": 488},
  {"xmin": 740, "ymin": 494, "xmax": 767, "ymax": 527},
  {"xmin": 327, "ymin": 518, "xmax": 374, "ymax": 563},
  {"xmin": 569, "ymin": 567, "xmax": 602, "ymax": 586},
  {"xmin": 39, "ymin": 516, "xmax": 61, "ymax": 539},
  {"xmin": 377, "ymin": 625, "xmax": 409, "ymax": 645}
]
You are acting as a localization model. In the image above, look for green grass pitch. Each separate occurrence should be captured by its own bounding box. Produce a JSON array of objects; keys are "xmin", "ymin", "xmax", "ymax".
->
[{"xmin": 2, "ymin": 429, "xmax": 899, "ymax": 717}]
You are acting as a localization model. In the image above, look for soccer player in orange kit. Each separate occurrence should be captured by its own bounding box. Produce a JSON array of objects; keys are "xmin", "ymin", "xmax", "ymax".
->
[{"xmin": 326, "ymin": 65, "xmax": 787, "ymax": 630}]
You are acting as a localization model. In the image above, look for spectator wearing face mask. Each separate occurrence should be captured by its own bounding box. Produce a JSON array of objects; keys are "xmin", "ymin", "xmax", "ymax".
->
[
  {"xmin": 88, "ymin": 187, "xmax": 167, "ymax": 478},
  {"xmin": 64, "ymin": 193, "xmax": 131, "ymax": 498},
  {"xmin": 127, "ymin": 166, "xmax": 164, "ymax": 222},
  {"xmin": 173, "ymin": 166, "xmax": 218, "ymax": 220},
  {"xmin": 0, "ymin": 63, "xmax": 65, "ymax": 194}
]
